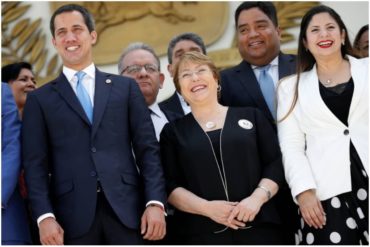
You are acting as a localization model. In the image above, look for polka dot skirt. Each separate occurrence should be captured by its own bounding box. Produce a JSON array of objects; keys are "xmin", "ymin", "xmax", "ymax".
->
[{"xmin": 296, "ymin": 145, "xmax": 368, "ymax": 245}]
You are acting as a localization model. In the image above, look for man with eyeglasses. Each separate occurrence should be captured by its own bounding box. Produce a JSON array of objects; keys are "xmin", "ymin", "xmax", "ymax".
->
[
  {"xmin": 159, "ymin": 32, "xmax": 207, "ymax": 116},
  {"xmin": 118, "ymin": 42, "xmax": 182, "ymax": 141}
]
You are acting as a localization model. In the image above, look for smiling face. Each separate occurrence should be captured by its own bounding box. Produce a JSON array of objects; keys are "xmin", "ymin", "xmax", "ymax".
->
[
  {"xmin": 121, "ymin": 49, "xmax": 164, "ymax": 106},
  {"xmin": 237, "ymin": 7, "xmax": 281, "ymax": 66},
  {"xmin": 304, "ymin": 12, "xmax": 345, "ymax": 60},
  {"xmin": 177, "ymin": 61, "xmax": 218, "ymax": 106},
  {"xmin": 52, "ymin": 10, "xmax": 97, "ymax": 70},
  {"xmin": 8, "ymin": 68, "xmax": 36, "ymax": 110}
]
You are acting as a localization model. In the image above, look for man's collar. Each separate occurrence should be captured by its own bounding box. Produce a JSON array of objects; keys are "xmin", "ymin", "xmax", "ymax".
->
[
  {"xmin": 63, "ymin": 63, "xmax": 95, "ymax": 82},
  {"xmin": 149, "ymin": 103, "xmax": 162, "ymax": 117},
  {"xmin": 251, "ymin": 56, "xmax": 279, "ymax": 70}
]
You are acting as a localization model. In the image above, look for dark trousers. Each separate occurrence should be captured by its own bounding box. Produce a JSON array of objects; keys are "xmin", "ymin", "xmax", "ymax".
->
[{"xmin": 66, "ymin": 192, "xmax": 143, "ymax": 245}]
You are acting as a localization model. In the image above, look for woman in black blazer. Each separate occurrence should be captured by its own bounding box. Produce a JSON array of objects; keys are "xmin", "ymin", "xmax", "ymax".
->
[{"xmin": 160, "ymin": 51, "xmax": 285, "ymax": 244}]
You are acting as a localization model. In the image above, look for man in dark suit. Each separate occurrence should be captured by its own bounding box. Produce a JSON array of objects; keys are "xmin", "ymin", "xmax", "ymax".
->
[
  {"xmin": 118, "ymin": 42, "xmax": 182, "ymax": 140},
  {"xmin": 220, "ymin": 2, "xmax": 296, "ymax": 125},
  {"xmin": 159, "ymin": 32, "xmax": 206, "ymax": 116},
  {"xmin": 219, "ymin": 2, "xmax": 298, "ymax": 244},
  {"xmin": 22, "ymin": 4, "xmax": 166, "ymax": 245}
]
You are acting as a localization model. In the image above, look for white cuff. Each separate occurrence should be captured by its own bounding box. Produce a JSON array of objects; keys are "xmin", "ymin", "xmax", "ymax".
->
[
  {"xmin": 37, "ymin": 213, "xmax": 56, "ymax": 227},
  {"xmin": 146, "ymin": 200, "xmax": 167, "ymax": 216}
]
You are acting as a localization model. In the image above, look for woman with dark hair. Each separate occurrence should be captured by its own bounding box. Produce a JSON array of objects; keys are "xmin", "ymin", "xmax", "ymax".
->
[
  {"xmin": 2, "ymin": 62, "xmax": 36, "ymax": 118},
  {"xmin": 277, "ymin": 5, "xmax": 368, "ymax": 245},
  {"xmin": 160, "ymin": 51, "xmax": 285, "ymax": 244},
  {"xmin": 353, "ymin": 24, "xmax": 369, "ymax": 58},
  {"xmin": 2, "ymin": 62, "xmax": 38, "ymax": 244}
]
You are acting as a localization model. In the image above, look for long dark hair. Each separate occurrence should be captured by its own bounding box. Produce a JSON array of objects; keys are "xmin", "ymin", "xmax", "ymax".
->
[{"xmin": 280, "ymin": 5, "xmax": 354, "ymax": 121}]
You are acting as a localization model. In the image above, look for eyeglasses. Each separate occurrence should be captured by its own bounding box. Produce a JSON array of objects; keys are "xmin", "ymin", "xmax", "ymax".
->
[
  {"xmin": 179, "ymin": 67, "xmax": 211, "ymax": 80},
  {"xmin": 121, "ymin": 64, "xmax": 159, "ymax": 75}
]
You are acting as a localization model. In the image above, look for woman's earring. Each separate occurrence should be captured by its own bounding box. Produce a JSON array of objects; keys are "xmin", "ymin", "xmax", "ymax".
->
[
  {"xmin": 342, "ymin": 40, "xmax": 345, "ymax": 46},
  {"xmin": 217, "ymin": 84, "xmax": 221, "ymax": 93}
]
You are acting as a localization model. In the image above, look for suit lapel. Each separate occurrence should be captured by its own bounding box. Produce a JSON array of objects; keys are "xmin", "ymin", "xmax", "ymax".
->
[
  {"xmin": 52, "ymin": 73, "xmax": 91, "ymax": 125},
  {"xmin": 170, "ymin": 93, "xmax": 185, "ymax": 115},
  {"xmin": 299, "ymin": 66, "xmax": 345, "ymax": 126},
  {"xmin": 278, "ymin": 53, "xmax": 296, "ymax": 79},
  {"xmin": 92, "ymin": 69, "xmax": 112, "ymax": 138},
  {"xmin": 235, "ymin": 61, "xmax": 273, "ymax": 119},
  {"xmin": 160, "ymin": 106, "xmax": 182, "ymax": 122}
]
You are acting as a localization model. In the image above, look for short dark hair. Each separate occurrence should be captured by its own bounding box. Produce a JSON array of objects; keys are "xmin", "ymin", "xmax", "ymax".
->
[
  {"xmin": 2, "ymin": 62, "xmax": 33, "ymax": 83},
  {"xmin": 50, "ymin": 4, "xmax": 95, "ymax": 38},
  {"xmin": 235, "ymin": 2, "xmax": 278, "ymax": 28},
  {"xmin": 167, "ymin": 32, "xmax": 206, "ymax": 64}
]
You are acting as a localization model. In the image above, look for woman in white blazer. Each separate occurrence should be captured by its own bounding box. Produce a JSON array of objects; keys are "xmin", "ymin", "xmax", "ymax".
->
[{"xmin": 277, "ymin": 5, "xmax": 368, "ymax": 245}]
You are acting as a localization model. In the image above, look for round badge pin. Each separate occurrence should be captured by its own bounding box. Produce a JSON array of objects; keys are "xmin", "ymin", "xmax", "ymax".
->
[
  {"xmin": 106, "ymin": 79, "xmax": 112, "ymax": 84},
  {"xmin": 238, "ymin": 119, "xmax": 253, "ymax": 129}
]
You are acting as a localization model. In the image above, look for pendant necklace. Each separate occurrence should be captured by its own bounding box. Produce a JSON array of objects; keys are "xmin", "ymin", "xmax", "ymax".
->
[
  {"xmin": 205, "ymin": 121, "xmax": 216, "ymax": 129},
  {"xmin": 322, "ymin": 79, "xmax": 332, "ymax": 86}
]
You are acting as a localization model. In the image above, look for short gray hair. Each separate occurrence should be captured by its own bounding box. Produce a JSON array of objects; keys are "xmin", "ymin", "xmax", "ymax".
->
[{"xmin": 118, "ymin": 42, "xmax": 161, "ymax": 75}]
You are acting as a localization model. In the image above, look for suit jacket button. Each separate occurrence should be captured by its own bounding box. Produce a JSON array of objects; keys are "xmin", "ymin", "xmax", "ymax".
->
[
  {"xmin": 343, "ymin": 129, "xmax": 349, "ymax": 135},
  {"xmin": 90, "ymin": 171, "xmax": 97, "ymax": 177},
  {"xmin": 91, "ymin": 147, "xmax": 97, "ymax": 153}
]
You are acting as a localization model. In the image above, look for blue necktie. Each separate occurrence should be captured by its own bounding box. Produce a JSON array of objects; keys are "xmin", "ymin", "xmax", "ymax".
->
[
  {"xmin": 258, "ymin": 65, "xmax": 276, "ymax": 120},
  {"xmin": 75, "ymin": 71, "xmax": 93, "ymax": 123}
]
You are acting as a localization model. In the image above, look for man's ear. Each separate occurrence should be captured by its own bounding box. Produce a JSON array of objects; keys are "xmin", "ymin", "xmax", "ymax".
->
[
  {"xmin": 276, "ymin": 26, "xmax": 282, "ymax": 39},
  {"xmin": 91, "ymin": 30, "xmax": 98, "ymax": 45},
  {"xmin": 159, "ymin": 73, "xmax": 165, "ymax": 89},
  {"xmin": 167, "ymin": 63, "xmax": 174, "ymax": 78}
]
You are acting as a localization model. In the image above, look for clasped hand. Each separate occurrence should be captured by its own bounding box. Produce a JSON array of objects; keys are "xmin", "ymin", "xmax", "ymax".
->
[{"xmin": 206, "ymin": 196, "xmax": 264, "ymax": 230}]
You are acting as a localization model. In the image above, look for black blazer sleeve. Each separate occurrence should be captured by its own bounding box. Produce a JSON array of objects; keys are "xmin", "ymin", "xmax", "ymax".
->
[{"xmin": 160, "ymin": 122, "xmax": 186, "ymax": 195}]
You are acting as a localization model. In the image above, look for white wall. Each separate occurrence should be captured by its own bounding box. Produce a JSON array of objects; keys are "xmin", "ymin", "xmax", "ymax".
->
[{"xmin": 22, "ymin": 1, "xmax": 369, "ymax": 102}]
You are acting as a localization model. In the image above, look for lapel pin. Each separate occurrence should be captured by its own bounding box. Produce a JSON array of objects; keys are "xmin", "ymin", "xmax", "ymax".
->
[
  {"xmin": 238, "ymin": 119, "xmax": 253, "ymax": 129},
  {"xmin": 106, "ymin": 79, "xmax": 112, "ymax": 84}
]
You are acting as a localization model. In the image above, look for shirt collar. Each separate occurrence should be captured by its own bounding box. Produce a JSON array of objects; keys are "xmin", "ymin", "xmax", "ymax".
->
[
  {"xmin": 63, "ymin": 63, "xmax": 96, "ymax": 82},
  {"xmin": 251, "ymin": 56, "xmax": 279, "ymax": 70},
  {"xmin": 148, "ymin": 103, "xmax": 162, "ymax": 118},
  {"xmin": 176, "ymin": 91, "xmax": 188, "ymax": 106}
]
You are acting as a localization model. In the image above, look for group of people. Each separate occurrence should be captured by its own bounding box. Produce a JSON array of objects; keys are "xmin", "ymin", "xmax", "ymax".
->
[{"xmin": 2, "ymin": 1, "xmax": 368, "ymax": 245}]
